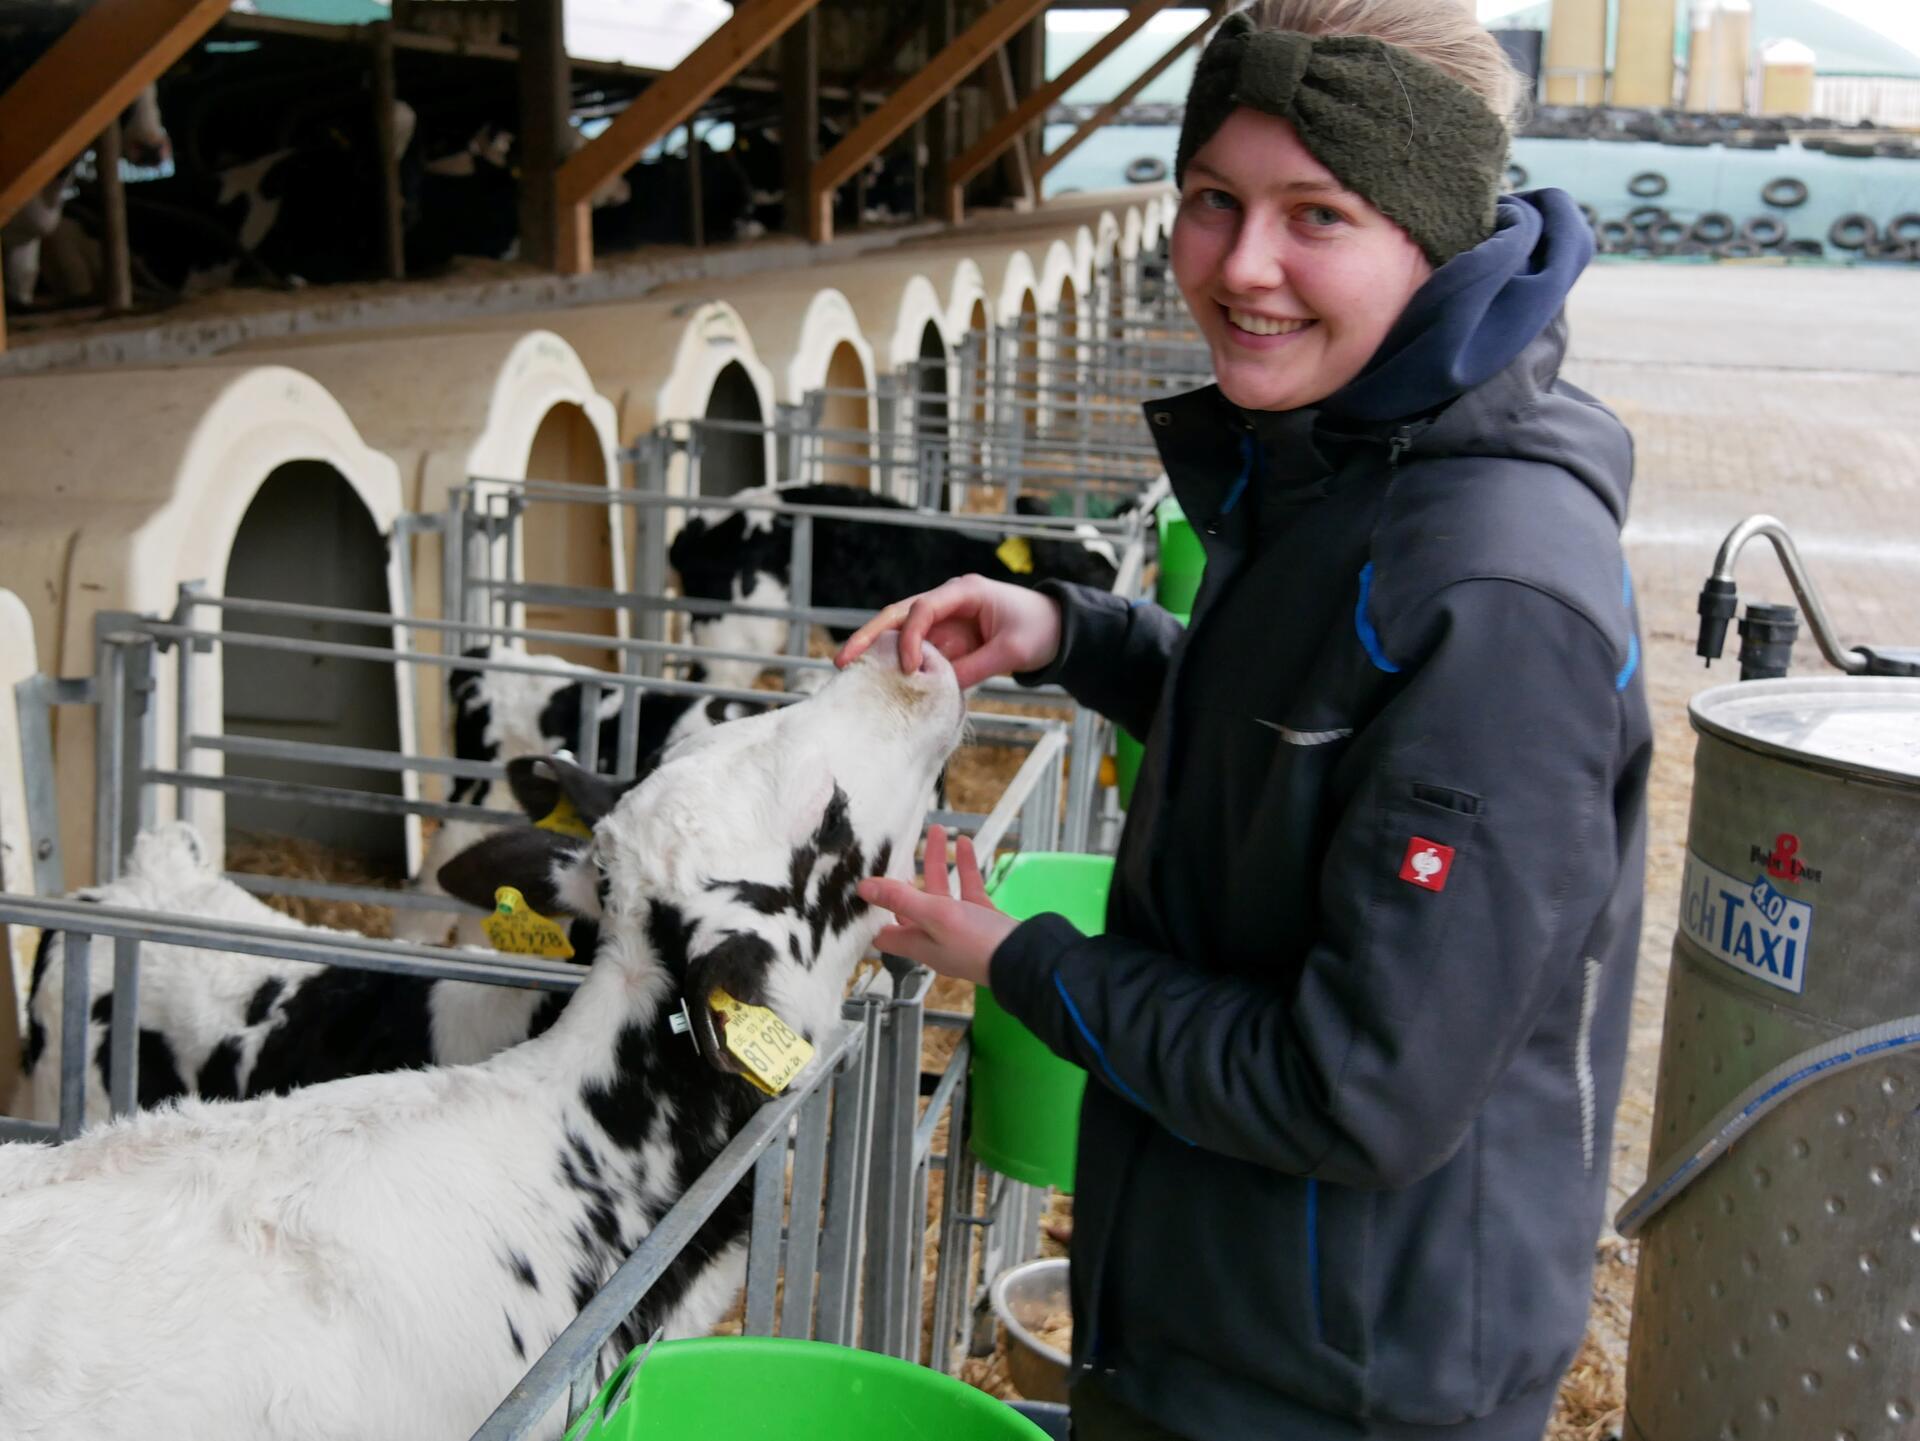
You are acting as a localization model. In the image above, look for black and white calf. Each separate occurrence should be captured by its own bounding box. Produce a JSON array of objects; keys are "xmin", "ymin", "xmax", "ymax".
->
[
  {"xmin": 0, "ymin": 634, "xmax": 964, "ymax": 1441},
  {"xmin": 11, "ymin": 821, "xmax": 580, "ymax": 1130},
  {"xmin": 397, "ymin": 643, "xmax": 781, "ymax": 946},
  {"xmin": 668, "ymin": 483, "xmax": 1122, "ymax": 688}
]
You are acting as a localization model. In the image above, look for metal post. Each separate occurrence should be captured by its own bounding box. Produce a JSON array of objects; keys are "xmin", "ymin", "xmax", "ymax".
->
[
  {"xmin": 786, "ymin": 512, "xmax": 814, "ymax": 685},
  {"xmin": 370, "ymin": 20, "xmax": 406, "ymax": 280},
  {"xmin": 780, "ymin": 1074, "xmax": 835, "ymax": 1337},
  {"xmin": 58, "ymin": 933, "xmax": 91, "ymax": 1140},
  {"xmin": 742, "ymin": 1140, "xmax": 787, "ymax": 1334},
  {"xmin": 94, "ymin": 117, "xmax": 133, "ymax": 314},
  {"xmin": 107, "ymin": 935, "xmax": 141, "ymax": 1117},
  {"xmin": 93, "ymin": 632, "xmax": 128, "ymax": 885}
]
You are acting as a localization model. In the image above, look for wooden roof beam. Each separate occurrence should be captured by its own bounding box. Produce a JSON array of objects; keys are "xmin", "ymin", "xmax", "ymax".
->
[
  {"xmin": 0, "ymin": 0, "xmax": 231, "ymax": 227},
  {"xmin": 1034, "ymin": 5, "xmax": 1218, "ymax": 184},
  {"xmin": 945, "ymin": 0, "xmax": 1178, "ymax": 223},
  {"xmin": 553, "ymin": 0, "xmax": 826, "ymax": 274},
  {"xmin": 807, "ymin": 0, "xmax": 1054, "ymax": 245}
]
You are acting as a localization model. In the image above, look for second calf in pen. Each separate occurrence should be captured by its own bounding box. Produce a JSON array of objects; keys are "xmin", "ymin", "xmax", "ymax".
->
[
  {"xmin": 0, "ymin": 635, "xmax": 963, "ymax": 1441},
  {"xmin": 12, "ymin": 821, "xmax": 583, "ymax": 1128},
  {"xmin": 669, "ymin": 483, "xmax": 1122, "ymax": 688}
]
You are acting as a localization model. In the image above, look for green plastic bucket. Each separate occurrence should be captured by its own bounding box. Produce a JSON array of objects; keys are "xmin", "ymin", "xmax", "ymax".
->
[
  {"xmin": 1155, "ymin": 499, "xmax": 1207, "ymax": 614},
  {"xmin": 564, "ymin": 1337, "xmax": 1048, "ymax": 1440},
  {"xmin": 1112, "ymin": 611, "xmax": 1188, "ymax": 809},
  {"xmin": 970, "ymin": 853, "xmax": 1115, "ymax": 1192}
]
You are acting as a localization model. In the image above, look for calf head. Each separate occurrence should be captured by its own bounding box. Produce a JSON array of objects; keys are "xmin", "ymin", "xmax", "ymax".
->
[{"xmin": 441, "ymin": 635, "xmax": 964, "ymax": 1075}]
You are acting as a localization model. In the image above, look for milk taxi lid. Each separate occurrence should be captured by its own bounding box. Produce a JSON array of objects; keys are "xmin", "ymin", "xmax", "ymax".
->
[{"xmin": 1691, "ymin": 677, "xmax": 1920, "ymax": 786}]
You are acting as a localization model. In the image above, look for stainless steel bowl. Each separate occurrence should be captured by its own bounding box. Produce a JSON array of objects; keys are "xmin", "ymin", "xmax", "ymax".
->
[{"xmin": 990, "ymin": 1257, "xmax": 1071, "ymax": 1403}]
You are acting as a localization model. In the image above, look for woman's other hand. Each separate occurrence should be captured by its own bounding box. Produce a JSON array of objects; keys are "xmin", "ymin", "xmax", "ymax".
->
[
  {"xmin": 857, "ymin": 827, "xmax": 1017, "ymax": 987},
  {"xmin": 833, "ymin": 576, "xmax": 1063, "ymax": 689}
]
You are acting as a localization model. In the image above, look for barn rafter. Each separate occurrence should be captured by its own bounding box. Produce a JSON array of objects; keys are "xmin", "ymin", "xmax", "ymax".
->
[
  {"xmin": 1035, "ymin": 3, "xmax": 1221, "ymax": 183},
  {"xmin": 946, "ymin": 0, "xmax": 1179, "ymax": 222},
  {"xmin": 807, "ymin": 0, "xmax": 1055, "ymax": 245}
]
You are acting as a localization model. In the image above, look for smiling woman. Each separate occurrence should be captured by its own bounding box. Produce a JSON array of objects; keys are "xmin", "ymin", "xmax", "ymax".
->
[
  {"xmin": 842, "ymin": 7, "xmax": 1651, "ymax": 1441},
  {"xmin": 1173, "ymin": 115, "xmax": 1436, "ymax": 412}
]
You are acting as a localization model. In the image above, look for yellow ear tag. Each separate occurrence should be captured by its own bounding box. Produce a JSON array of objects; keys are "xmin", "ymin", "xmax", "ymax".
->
[
  {"xmin": 535, "ymin": 795, "xmax": 593, "ymax": 840},
  {"xmin": 996, "ymin": 535, "xmax": 1035, "ymax": 575},
  {"xmin": 482, "ymin": 886, "xmax": 575, "ymax": 959},
  {"xmin": 708, "ymin": 989, "xmax": 814, "ymax": 1096}
]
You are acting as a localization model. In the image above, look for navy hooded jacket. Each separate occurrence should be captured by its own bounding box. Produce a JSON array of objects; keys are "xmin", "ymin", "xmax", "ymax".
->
[{"xmin": 991, "ymin": 191, "xmax": 1652, "ymax": 1438}]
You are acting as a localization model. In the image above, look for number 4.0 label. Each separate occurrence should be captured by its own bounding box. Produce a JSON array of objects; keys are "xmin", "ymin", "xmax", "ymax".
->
[{"xmin": 1679, "ymin": 851, "xmax": 1814, "ymax": 996}]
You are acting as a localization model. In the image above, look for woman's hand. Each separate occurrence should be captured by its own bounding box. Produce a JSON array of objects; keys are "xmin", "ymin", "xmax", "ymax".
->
[
  {"xmin": 833, "ymin": 576, "xmax": 1063, "ymax": 689},
  {"xmin": 857, "ymin": 826, "xmax": 1018, "ymax": 987}
]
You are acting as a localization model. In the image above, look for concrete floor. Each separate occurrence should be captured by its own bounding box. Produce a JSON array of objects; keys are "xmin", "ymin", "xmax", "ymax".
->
[{"xmin": 1550, "ymin": 261, "xmax": 1920, "ymax": 1419}]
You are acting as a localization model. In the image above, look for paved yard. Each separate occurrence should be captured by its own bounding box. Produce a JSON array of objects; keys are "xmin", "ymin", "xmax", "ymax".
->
[{"xmin": 1548, "ymin": 261, "xmax": 1920, "ymax": 1435}]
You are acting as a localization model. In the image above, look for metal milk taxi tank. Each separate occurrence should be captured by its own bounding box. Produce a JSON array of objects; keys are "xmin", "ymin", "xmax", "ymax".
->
[{"xmin": 1620, "ymin": 516, "xmax": 1920, "ymax": 1440}]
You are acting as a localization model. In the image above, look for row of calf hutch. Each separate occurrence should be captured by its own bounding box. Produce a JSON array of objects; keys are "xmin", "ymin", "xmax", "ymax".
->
[
  {"xmin": 0, "ymin": 188, "xmax": 1176, "ymax": 1102},
  {"xmin": 0, "ymin": 186, "xmax": 1182, "ymax": 1435}
]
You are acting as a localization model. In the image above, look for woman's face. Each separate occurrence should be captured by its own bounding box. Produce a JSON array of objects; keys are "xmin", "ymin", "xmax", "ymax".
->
[{"xmin": 1171, "ymin": 108, "xmax": 1435, "ymax": 413}]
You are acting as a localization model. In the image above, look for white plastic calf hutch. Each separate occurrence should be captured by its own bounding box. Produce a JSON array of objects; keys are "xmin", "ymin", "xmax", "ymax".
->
[
  {"xmin": 484, "ymin": 297, "xmax": 778, "ymax": 500},
  {"xmin": 222, "ymin": 326, "xmax": 625, "ymax": 756},
  {"xmin": 653, "ymin": 279, "xmax": 877, "ymax": 488},
  {"xmin": 0, "ymin": 588, "xmax": 36, "ymax": 1078},
  {"xmin": 0, "ymin": 365, "xmax": 407, "ymax": 889},
  {"xmin": 736, "ymin": 258, "xmax": 955, "ymax": 504}
]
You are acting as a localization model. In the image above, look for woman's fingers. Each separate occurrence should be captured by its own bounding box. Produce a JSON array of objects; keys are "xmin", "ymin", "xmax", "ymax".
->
[
  {"xmin": 921, "ymin": 824, "xmax": 950, "ymax": 899},
  {"xmin": 950, "ymin": 632, "xmax": 1024, "ymax": 691},
  {"xmin": 834, "ymin": 598, "xmax": 918, "ymax": 670},
  {"xmin": 955, "ymin": 835, "xmax": 992, "ymax": 906},
  {"xmin": 859, "ymin": 875, "xmax": 944, "ymax": 927}
]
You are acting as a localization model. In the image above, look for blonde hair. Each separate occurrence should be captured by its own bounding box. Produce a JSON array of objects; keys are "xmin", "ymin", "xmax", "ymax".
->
[{"xmin": 1239, "ymin": 0, "xmax": 1527, "ymax": 129}]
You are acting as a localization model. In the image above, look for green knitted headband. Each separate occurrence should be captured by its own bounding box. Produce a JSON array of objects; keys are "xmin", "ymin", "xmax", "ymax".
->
[{"xmin": 1174, "ymin": 16, "xmax": 1509, "ymax": 266}]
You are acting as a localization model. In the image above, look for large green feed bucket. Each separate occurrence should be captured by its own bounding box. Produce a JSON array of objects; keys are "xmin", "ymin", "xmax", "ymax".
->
[
  {"xmin": 1112, "ymin": 611, "xmax": 1188, "ymax": 809},
  {"xmin": 1155, "ymin": 499, "xmax": 1207, "ymax": 614},
  {"xmin": 970, "ymin": 853, "xmax": 1115, "ymax": 1192},
  {"xmin": 564, "ymin": 1337, "xmax": 1048, "ymax": 1440}
]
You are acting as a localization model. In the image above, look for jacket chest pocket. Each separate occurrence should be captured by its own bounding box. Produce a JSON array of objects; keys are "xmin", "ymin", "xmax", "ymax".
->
[{"xmin": 1359, "ymin": 781, "xmax": 1486, "ymax": 1025}]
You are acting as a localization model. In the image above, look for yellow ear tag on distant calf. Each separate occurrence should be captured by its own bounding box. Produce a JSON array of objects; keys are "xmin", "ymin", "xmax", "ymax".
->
[
  {"xmin": 483, "ymin": 886, "xmax": 575, "ymax": 959},
  {"xmin": 996, "ymin": 535, "xmax": 1035, "ymax": 575},
  {"xmin": 708, "ymin": 989, "xmax": 814, "ymax": 1096},
  {"xmin": 534, "ymin": 795, "xmax": 593, "ymax": 840}
]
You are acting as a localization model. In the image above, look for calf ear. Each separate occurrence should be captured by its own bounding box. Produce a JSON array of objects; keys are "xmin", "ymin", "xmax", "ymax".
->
[
  {"xmin": 504, "ymin": 755, "xmax": 634, "ymax": 826},
  {"xmin": 667, "ymin": 516, "xmax": 707, "ymax": 573},
  {"xmin": 437, "ymin": 827, "xmax": 591, "ymax": 917}
]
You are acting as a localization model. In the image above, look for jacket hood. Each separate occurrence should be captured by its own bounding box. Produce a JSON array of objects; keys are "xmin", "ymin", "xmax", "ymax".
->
[{"xmin": 1326, "ymin": 188, "xmax": 1594, "ymax": 426}]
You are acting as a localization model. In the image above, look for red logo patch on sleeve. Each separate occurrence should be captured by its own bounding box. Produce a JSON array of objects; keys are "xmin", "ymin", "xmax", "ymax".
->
[{"xmin": 1399, "ymin": 837, "xmax": 1456, "ymax": 891}]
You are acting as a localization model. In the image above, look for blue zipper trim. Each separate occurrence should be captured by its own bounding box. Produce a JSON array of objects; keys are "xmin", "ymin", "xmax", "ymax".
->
[
  {"xmin": 1052, "ymin": 972, "xmax": 1193, "ymax": 1144},
  {"xmin": 1616, "ymin": 562, "xmax": 1640, "ymax": 692},
  {"xmin": 1353, "ymin": 563, "xmax": 1401, "ymax": 674},
  {"xmin": 1217, "ymin": 430, "xmax": 1255, "ymax": 518},
  {"xmin": 1306, "ymin": 1179, "xmax": 1325, "ymax": 1341}
]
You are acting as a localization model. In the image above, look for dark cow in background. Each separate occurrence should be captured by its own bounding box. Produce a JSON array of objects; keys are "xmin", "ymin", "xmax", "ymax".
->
[
  {"xmin": 732, "ymin": 115, "xmax": 918, "ymax": 235},
  {"xmin": 669, "ymin": 483, "xmax": 1122, "ymax": 689}
]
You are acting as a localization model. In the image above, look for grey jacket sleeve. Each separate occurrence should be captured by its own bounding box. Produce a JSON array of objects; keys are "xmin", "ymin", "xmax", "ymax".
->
[
  {"xmin": 1015, "ymin": 580, "xmax": 1184, "ymax": 739},
  {"xmin": 989, "ymin": 578, "xmax": 1627, "ymax": 1189}
]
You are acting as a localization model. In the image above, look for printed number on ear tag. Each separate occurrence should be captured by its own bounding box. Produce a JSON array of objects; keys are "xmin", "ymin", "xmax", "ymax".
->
[
  {"xmin": 709, "ymin": 989, "xmax": 814, "ymax": 1095},
  {"xmin": 483, "ymin": 886, "xmax": 575, "ymax": 959},
  {"xmin": 535, "ymin": 796, "xmax": 593, "ymax": 840},
  {"xmin": 996, "ymin": 535, "xmax": 1035, "ymax": 575}
]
